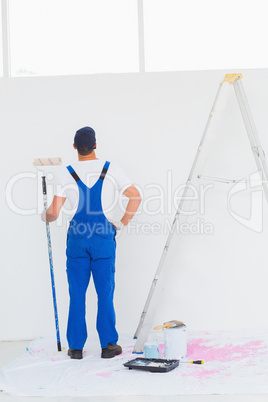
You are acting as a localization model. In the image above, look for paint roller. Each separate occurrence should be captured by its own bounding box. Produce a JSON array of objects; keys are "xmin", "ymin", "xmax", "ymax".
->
[
  {"xmin": 33, "ymin": 157, "xmax": 62, "ymax": 351},
  {"xmin": 33, "ymin": 157, "xmax": 62, "ymax": 166}
]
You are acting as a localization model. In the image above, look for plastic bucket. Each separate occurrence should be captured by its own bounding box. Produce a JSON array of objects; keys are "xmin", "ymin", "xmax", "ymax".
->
[{"xmin": 144, "ymin": 342, "xmax": 160, "ymax": 359}]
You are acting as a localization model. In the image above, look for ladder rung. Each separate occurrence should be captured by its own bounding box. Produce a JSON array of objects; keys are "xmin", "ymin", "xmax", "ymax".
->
[
  {"xmin": 197, "ymin": 175, "xmax": 240, "ymax": 184},
  {"xmin": 198, "ymin": 175, "xmax": 268, "ymax": 184}
]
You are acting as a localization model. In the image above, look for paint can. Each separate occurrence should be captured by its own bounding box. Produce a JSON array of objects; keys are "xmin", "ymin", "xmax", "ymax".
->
[
  {"xmin": 144, "ymin": 342, "xmax": 160, "ymax": 359},
  {"xmin": 164, "ymin": 324, "xmax": 187, "ymax": 359}
]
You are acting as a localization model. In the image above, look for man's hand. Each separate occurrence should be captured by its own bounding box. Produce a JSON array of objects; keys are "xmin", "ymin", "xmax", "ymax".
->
[
  {"xmin": 43, "ymin": 196, "xmax": 66, "ymax": 222},
  {"xmin": 110, "ymin": 220, "xmax": 125, "ymax": 231},
  {"xmin": 41, "ymin": 210, "xmax": 47, "ymax": 222}
]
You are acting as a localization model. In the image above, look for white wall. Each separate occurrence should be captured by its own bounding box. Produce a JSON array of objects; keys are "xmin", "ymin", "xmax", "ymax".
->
[{"xmin": 1, "ymin": 69, "xmax": 268, "ymax": 341}]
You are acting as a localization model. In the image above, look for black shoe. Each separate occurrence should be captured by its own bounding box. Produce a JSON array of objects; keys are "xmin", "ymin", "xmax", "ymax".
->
[
  {"xmin": 68, "ymin": 348, "xmax": 83, "ymax": 359},
  {"xmin": 101, "ymin": 343, "xmax": 122, "ymax": 359}
]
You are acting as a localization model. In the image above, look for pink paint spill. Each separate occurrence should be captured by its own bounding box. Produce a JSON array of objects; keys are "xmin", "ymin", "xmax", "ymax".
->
[
  {"xmin": 27, "ymin": 348, "xmax": 45, "ymax": 354},
  {"xmin": 96, "ymin": 372, "xmax": 112, "ymax": 378},
  {"xmin": 120, "ymin": 349, "xmax": 133, "ymax": 357},
  {"xmin": 187, "ymin": 338, "xmax": 266, "ymax": 362},
  {"xmin": 159, "ymin": 343, "xmax": 165, "ymax": 358},
  {"xmin": 182, "ymin": 369, "xmax": 220, "ymax": 379}
]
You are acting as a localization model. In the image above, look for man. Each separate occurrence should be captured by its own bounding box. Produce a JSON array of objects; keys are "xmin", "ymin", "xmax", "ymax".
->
[{"xmin": 41, "ymin": 126, "xmax": 141, "ymax": 359}]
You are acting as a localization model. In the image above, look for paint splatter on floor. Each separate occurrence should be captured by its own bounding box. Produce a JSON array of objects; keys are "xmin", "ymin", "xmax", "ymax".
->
[
  {"xmin": 182, "ymin": 368, "xmax": 221, "ymax": 379},
  {"xmin": 96, "ymin": 372, "xmax": 113, "ymax": 378},
  {"xmin": 187, "ymin": 338, "xmax": 267, "ymax": 363}
]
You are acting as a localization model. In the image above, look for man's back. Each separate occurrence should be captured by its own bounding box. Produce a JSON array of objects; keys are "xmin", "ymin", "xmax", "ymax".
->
[{"xmin": 55, "ymin": 159, "xmax": 132, "ymax": 222}]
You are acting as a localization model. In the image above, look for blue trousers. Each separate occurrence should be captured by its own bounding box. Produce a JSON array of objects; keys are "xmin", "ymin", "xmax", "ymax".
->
[{"xmin": 66, "ymin": 234, "xmax": 118, "ymax": 349}]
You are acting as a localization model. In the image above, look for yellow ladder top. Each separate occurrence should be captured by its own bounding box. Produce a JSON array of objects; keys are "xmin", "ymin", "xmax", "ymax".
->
[{"xmin": 223, "ymin": 73, "xmax": 243, "ymax": 84}]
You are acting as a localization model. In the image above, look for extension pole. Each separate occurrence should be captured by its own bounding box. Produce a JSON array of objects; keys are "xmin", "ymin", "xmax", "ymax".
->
[{"xmin": 42, "ymin": 176, "xmax": 61, "ymax": 352}]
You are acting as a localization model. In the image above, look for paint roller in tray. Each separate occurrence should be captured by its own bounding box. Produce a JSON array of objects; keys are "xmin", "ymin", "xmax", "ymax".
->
[{"xmin": 33, "ymin": 157, "xmax": 62, "ymax": 351}]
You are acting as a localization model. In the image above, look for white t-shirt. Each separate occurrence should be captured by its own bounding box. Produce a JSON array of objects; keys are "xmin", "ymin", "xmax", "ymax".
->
[{"xmin": 54, "ymin": 159, "xmax": 132, "ymax": 222}]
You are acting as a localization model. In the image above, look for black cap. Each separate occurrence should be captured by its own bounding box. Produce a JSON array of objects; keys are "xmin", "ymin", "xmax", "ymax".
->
[{"xmin": 74, "ymin": 127, "xmax": 96, "ymax": 151}]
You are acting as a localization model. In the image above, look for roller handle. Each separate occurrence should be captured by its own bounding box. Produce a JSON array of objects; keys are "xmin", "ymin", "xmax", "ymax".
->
[{"xmin": 42, "ymin": 176, "xmax": 47, "ymax": 195}]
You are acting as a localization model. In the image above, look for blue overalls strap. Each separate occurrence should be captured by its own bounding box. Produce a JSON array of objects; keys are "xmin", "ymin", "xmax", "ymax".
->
[
  {"xmin": 66, "ymin": 165, "xmax": 81, "ymax": 182},
  {"xmin": 99, "ymin": 161, "xmax": 110, "ymax": 180},
  {"xmin": 67, "ymin": 161, "xmax": 110, "ymax": 184}
]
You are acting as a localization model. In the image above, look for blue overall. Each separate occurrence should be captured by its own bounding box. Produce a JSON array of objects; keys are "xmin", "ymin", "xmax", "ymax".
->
[{"xmin": 66, "ymin": 161, "xmax": 118, "ymax": 350}]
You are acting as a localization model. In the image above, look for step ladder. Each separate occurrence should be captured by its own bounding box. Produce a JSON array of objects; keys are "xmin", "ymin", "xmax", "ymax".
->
[{"xmin": 133, "ymin": 73, "xmax": 268, "ymax": 353}]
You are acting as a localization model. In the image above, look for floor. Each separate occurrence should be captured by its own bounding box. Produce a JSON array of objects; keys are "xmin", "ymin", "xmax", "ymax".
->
[{"xmin": 0, "ymin": 341, "xmax": 268, "ymax": 402}]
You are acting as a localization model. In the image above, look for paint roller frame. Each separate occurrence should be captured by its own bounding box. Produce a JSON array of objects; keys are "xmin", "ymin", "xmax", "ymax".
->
[{"xmin": 33, "ymin": 156, "xmax": 62, "ymax": 352}]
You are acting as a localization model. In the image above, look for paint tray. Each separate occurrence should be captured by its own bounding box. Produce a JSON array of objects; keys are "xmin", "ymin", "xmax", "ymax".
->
[{"xmin": 123, "ymin": 358, "xmax": 179, "ymax": 373}]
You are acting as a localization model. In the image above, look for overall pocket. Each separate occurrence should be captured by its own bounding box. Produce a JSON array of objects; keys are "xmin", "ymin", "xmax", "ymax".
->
[{"xmin": 91, "ymin": 234, "xmax": 116, "ymax": 260}]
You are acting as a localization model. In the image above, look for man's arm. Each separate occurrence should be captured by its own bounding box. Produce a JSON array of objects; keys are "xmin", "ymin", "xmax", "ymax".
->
[
  {"xmin": 121, "ymin": 185, "xmax": 142, "ymax": 226},
  {"xmin": 44, "ymin": 195, "xmax": 67, "ymax": 222}
]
